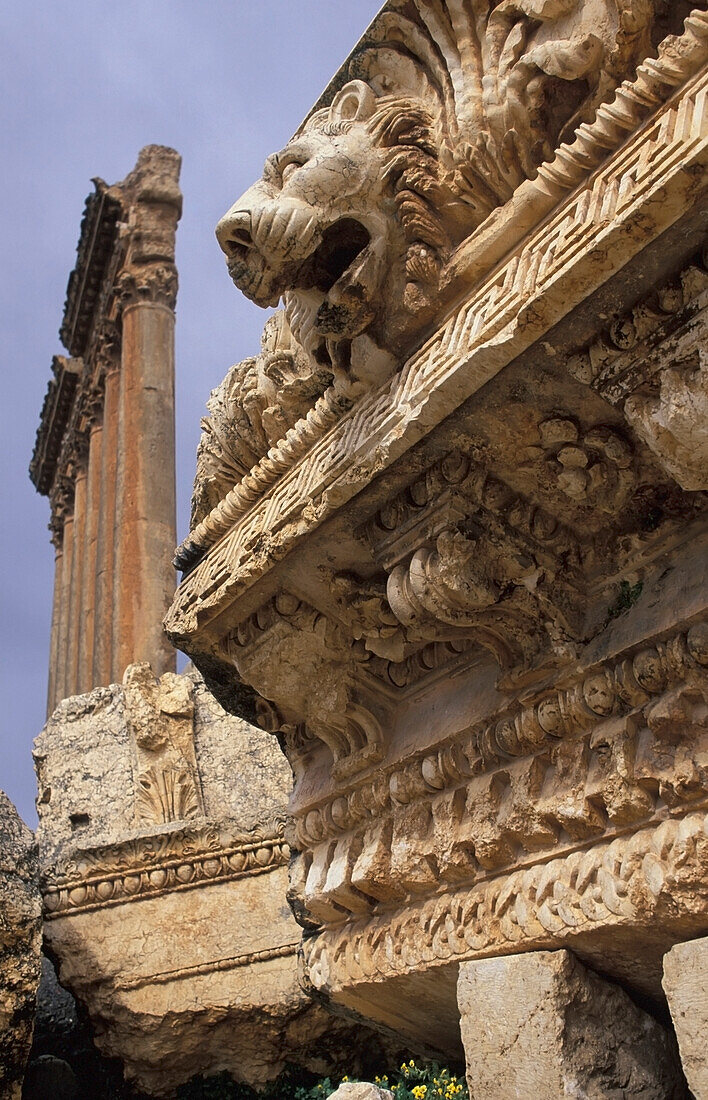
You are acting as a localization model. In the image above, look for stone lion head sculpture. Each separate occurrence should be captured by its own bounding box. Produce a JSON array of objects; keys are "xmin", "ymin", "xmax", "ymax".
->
[
  {"xmin": 216, "ymin": 1, "xmax": 674, "ymax": 387},
  {"xmin": 216, "ymin": 79, "xmax": 448, "ymax": 386}
]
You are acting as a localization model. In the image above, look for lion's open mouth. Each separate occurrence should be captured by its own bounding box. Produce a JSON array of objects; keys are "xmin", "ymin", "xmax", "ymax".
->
[{"xmin": 297, "ymin": 218, "xmax": 371, "ymax": 293}]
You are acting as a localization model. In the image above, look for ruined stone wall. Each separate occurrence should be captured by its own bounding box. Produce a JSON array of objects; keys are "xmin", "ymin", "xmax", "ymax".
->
[{"xmin": 34, "ymin": 665, "xmax": 402, "ymax": 1095}]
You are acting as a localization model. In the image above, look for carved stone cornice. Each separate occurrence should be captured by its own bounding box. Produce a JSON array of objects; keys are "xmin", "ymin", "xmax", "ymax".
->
[
  {"xmin": 172, "ymin": 9, "xmax": 708, "ymax": 582},
  {"xmin": 42, "ymin": 818, "xmax": 288, "ymax": 919},
  {"xmin": 167, "ymin": 67, "xmax": 708, "ymax": 654},
  {"xmin": 292, "ymin": 622, "xmax": 708, "ymax": 850},
  {"xmin": 303, "ymin": 806, "xmax": 708, "ymax": 997},
  {"xmin": 30, "ymin": 356, "xmax": 82, "ymax": 497},
  {"xmin": 60, "ymin": 183, "xmax": 123, "ymax": 358}
]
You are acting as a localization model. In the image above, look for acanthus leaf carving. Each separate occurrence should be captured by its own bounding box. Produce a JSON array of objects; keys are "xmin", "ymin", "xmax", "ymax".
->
[{"xmin": 117, "ymin": 263, "xmax": 178, "ymax": 310}]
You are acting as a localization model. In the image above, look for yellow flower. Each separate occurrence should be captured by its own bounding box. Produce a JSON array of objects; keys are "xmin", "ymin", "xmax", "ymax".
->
[{"xmin": 412, "ymin": 1087, "xmax": 428, "ymax": 1099}]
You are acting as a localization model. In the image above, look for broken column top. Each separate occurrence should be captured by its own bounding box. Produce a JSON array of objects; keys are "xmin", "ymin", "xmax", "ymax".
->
[{"xmin": 30, "ymin": 144, "xmax": 182, "ymax": 531}]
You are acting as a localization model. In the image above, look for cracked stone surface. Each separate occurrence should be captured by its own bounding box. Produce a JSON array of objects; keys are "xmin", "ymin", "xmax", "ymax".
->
[
  {"xmin": 458, "ymin": 949, "xmax": 684, "ymax": 1099},
  {"xmin": 663, "ymin": 936, "xmax": 708, "ymax": 1099},
  {"xmin": 0, "ymin": 790, "xmax": 42, "ymax": 1100}
]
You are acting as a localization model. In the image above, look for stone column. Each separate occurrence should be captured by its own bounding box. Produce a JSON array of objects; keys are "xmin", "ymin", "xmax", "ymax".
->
[
  {"xmin": 66, "ymin": 468, "xmax": 87, "ymax": 697},
  {"xmin": 79, "ymin": 421, "xmax": 103, "ymax": 693},
  {"xmin": 457, "ymin": 950, "xmax": 682, "ymax": 1099},
  {"xmin": 93, "ymin": 367, "xmax": 120, "ymax": 688},
  {"xmin": 113, "ymin": 289, "xmax": 177, "ymax": 680},
  {"xmin": 55, "ymin": 514, "xmax": 74, "ymax": 705},
  {"xmin": 663, "ymin": 936, "xmax": 708, "ymax": 1098},
  {"xmin": 46, "ymin": 543, "xmax": 63, "ymax": 714}
]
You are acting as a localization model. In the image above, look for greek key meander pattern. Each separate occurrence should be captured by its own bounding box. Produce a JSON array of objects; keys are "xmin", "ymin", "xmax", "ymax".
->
[
  {"xmin": 174, "ymin": 11, "xmax": 708, "ymax": 564},
  {"xmin": 42, "ymin": 830, "xmax": 290, "ymax": 919},
  {"xmin": 292, "ymin": 623, "xmax": 708, "ymax": 846},
  {"xmin": 115, "ymin": 942, "xmax": 300, "ymax": 993},
  {"xmin": 303, "ymin": 808, "xmax": 708, "ymax": 992},
  {"xmin": 168, "ymin": 65, "xmax": 708, "ymax": 637}
]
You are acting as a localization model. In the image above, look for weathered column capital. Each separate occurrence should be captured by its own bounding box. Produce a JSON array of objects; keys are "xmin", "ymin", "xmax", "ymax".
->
[{"xmin": 116, "ymin": 263, "xmax": 179, "ymax": 312}]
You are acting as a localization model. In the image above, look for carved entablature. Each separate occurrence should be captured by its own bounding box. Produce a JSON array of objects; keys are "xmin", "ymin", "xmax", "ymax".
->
[
  {"xmin": 42, "ymin": 818, "xmax": 289, "ymax": 920},
  {"xmin": 167, "ymin": 3, "xmax": 708, "ymax": 1022},
  {"xmin": 30, "ymin": 146, "xmax": 182, "ymax": 537}
]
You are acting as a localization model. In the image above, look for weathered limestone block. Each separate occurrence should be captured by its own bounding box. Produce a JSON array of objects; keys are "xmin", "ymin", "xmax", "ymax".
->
[
  {"xmin": 458, "ymin": 950, "xmax": 683, "ymax": 1100},
  {"xmin": 34, "ymin": 666, "xmax": 397, "ymax": 1095},
  {"xmin": 663, "ymin": 936, "xmax": 708, "ymax": 1099},
  {"xmin": 329, "ymin": 1086, "xmax": 393, "ymax": 1100},
  {"xmin": 166, "ymin": 0, "xmax": 708, "ymax": 1070},
  {"xmin": 624, "ymin": 342, "xmax": 708, "ymax": 491},
  {"xmin": 0, "ymin": 791, "xmax": 42, "ymax": 1099}
]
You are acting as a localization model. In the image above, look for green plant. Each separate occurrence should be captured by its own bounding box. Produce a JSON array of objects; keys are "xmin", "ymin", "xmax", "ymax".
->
[
  {"xmin": 606, "ymin": 579, "xmax": 643, "ymax": 620},
  {"xmin": 176, "ymin": 1060, "xmax": 468, "ymax": 1100},
  {"xmin": 383, "ymin": 1060, "xmax": 467, "ymax": 1098}
]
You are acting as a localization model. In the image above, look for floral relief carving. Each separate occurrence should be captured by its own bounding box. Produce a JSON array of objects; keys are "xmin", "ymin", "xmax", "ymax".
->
[{"xmin": 123, "ymin": 663, "xmax": 204, "ymax": 826}]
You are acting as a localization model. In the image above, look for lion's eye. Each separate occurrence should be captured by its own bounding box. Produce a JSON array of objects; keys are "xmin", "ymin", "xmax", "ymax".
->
[{"xmin": 280, "ymin": 160, "xmax": 304, "ymax": 184}]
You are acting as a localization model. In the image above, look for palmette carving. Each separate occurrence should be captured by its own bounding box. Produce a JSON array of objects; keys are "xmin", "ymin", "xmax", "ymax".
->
[{"xmin": 136, "ymin": 764, "xmax": 201, "ymax": 825}]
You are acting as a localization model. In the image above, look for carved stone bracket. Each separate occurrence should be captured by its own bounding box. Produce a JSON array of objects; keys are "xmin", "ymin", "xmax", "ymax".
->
[
  {"xmin": 223, "ymin": 593, "xmax": 387, "ymax": 782},
  {"xmin": 366, "ymin": 450, "xmax": 587, "ymax": 667},
  {"xmin": 123, "ymin": 663, "xmax": 204, "ymax": 826}
]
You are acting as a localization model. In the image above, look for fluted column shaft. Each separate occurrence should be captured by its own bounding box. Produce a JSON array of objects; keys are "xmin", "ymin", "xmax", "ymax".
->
[
  {"xmin": 93, "ymin": 368, "xmax": 120, "ymax": 687},
  {"xmin": 66, "ymin": 469, "xmax": 87, "ymax": 696},
  {"xmin": 113, "ymin": 300, "xmax": 176, "ymax": 679},
  {"xmin": 47, "ymin": 543, "xmax": 64, "ymax": 714},
  {"xmin": 79, "ymin": 422, "xmax": 103, "ymax": 693},
  {"xmin": 56, "ymin": 514, "xmax": 74, "ymax": 702}
]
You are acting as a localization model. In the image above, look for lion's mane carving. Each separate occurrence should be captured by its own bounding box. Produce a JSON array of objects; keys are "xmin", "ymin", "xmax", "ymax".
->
[
  {"xmin": 190, "ymin": 311, "xmax": 332, "ymax": 528},
  {"xmin": 216, "ymin": 1, "xmax": 684, "ymax": 388}
]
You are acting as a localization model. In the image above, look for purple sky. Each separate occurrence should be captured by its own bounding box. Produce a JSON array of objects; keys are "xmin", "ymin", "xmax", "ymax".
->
[{"xmin": 0, "ymin": 2, "xmax": 383, "ymax": 826}]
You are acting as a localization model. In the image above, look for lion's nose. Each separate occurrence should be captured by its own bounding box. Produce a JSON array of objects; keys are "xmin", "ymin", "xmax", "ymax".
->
[{"xmin": 216, "ymin": 209, "xmax": 254, "ymax": 258}]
